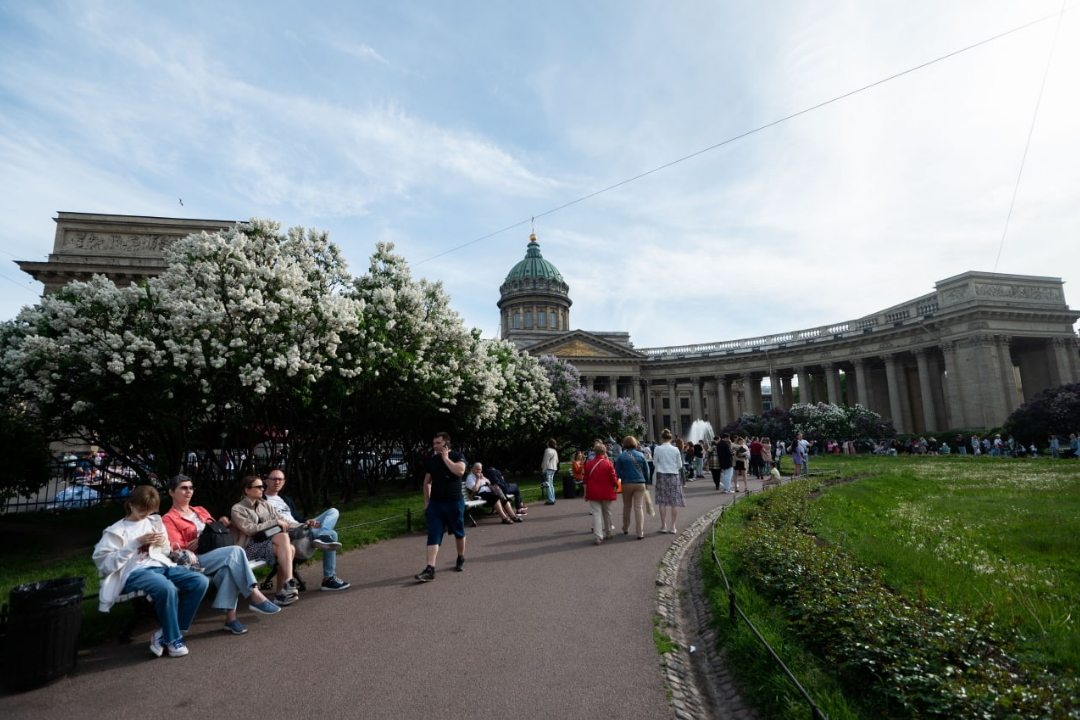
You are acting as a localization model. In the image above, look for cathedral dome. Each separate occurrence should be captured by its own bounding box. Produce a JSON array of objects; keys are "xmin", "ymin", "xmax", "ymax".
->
[
  {"xmin": 498, "ymin": 233, "xmax": 571, "ymax": 345},
  {"xmin": 503, "ymin": 234, "xmax": 566, "ymax": 285}
]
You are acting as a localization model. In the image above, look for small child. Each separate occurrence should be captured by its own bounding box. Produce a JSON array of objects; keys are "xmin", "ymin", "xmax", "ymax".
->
[{"xmin": 769, "ymin": 462, "xmax": 782, "ymax": 484}]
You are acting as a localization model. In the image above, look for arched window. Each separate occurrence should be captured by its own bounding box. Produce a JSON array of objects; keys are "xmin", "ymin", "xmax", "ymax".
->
[
  {"xmin": 538, "ymin": 311, "xmax": 547, "ymax": 328},
  {"xmin": 513, "ymin": 313, "xmax": 521, "ymax": 329},
  {"xmin": 525, "ymin": 311, "xmax": 533, "ymax": 328}
]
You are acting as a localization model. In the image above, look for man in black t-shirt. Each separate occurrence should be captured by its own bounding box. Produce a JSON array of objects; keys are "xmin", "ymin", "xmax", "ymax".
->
[{"xmin": 415, "ymin": 432, "xmax": 467, "ymax": 583}]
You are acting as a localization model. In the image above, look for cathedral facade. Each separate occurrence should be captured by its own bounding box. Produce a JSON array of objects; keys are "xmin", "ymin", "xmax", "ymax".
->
[{"xmin": 499, "ymin": 233, "xmax": 1080, "ymax": 439}]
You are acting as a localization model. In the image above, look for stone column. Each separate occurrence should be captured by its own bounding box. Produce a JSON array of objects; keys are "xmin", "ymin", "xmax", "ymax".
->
[
  {"xmin": 915, "ymin": 349, "xmax": 937, "ymax": 433},
  {"xmin": 824, "ymin": 363, "xmax": 842, "ymax": 405},
  {"xmin": 1052, "ymin": 337, "xmax": 1077, "ymax": 385},
  {"xmin": 854, "ymin": 358, "xmax": 871, "ymax": 410},
  {"xmin": 770, "ymin": 372, "xmax": 784, "ymax": 410},
  {"xmin": 741, "ymin": 373, "xmax": 758, "ymax": 415},
  {"xmin": 795, "ymin": 366, "xmax": 811, "ymax": 405},
  {"xmin": 998, "ymin": 336, "xmax": 1019, "ymax": 416},
  {"xmin": 782, "ymin": 375, "xmax": 794, "ymax": 407},
  {"xmin": 883, "ymin": 354, "xmax": 906, "ymax": 434},
  {"xmin": 584, "ymin": 374, "xmax": 595, "ymax": 393},
  {"xmin": 939, "ymin": 341, "xmax": 964, "ymax": 429},
  {"xmin": 650, "ymin": 384, "xmax": 664, "ymax": 439},
  {"xmin": 715, "ymin": 376, "xmax": 732, "ymax": 428},
  {"xmin": 631, "ymin": 376, "xmax": 642, "ymax": 411},
  {"xmin": 690, "ymin": 376, "xmax": 704, "ymax": 421},
  {"xmin": 667, "ymin": 380, "xmax": 679, "ymax": 431}
]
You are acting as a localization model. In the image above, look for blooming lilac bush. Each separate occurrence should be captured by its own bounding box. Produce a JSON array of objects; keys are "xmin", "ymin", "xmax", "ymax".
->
[
  {"xmin": 538, "ymin": 355, "xmax": 646, "ymax": 450},
  {"xmin": 0, "ymin": 220, "xmax": 561, "ymax": 504},
  {"xmin": 1003, "ymin": 382, "xmax": 1080, "ymax": 447}
]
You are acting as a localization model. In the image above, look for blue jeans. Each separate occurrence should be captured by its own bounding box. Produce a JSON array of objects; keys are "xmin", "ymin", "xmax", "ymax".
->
[
  {"xmin": 198, "ymin": 545, "xmax": 257, "ymax": 611},
  {"xmin": 721, "ymin": 468, "xmax": 733, "ymax": 492},
  {"xmin": 311, "ymin": 508, "xmax": 339, "ymax": 578},
  {"xmin": 123, "ymin": 565, "xmax": 209, "ymax": 644},
  {"xmin": 543, "ymin": 469, "xmax": 556, "ymax": 503}
]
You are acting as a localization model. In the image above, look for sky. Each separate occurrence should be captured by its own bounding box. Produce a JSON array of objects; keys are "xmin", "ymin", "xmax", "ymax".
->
[{"xmin": 1, "ymin": 1, "xmax": 1078, "ymax": 348}]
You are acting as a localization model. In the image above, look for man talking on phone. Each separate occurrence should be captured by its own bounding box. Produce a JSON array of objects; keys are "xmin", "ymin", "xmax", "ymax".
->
[{"xmin": 415, "ymin": 432, "xmax": 467, "ymax": 583}]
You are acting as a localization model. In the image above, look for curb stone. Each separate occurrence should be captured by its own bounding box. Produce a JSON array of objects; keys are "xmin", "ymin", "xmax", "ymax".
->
[{"xmin": 655, "ymin": 501, "xmax": 761, "ymax": 720}]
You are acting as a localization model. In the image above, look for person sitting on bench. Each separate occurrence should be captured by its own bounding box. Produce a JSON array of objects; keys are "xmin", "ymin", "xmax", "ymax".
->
[
  {"xmin": 464, "ymin": 463, "xmax": 522, "ymax": 524},
  {"xmin": 162, "ymin": 474, "xmax": 280, "ymax": 635},
  {"xmin": 483, "ymin": 466, "xmax": 526, "ymax": 515},
  {"xmin": 263, "ymin": 468, "xmax": 351, "ymax": 592}
]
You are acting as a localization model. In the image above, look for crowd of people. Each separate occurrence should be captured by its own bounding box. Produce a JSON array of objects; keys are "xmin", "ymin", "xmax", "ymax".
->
[
  {"xmin": 92, "ymin": 421, "xmax": 1079, "ymax": 660},
  {"xmin": 92, "ymin": 468, "xmax": 351, "ymax": 658}
]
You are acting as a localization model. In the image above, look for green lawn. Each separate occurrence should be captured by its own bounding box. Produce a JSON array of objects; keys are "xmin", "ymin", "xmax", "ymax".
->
[{"xmin": 703, "ymin": 454, "xmax": 1080, "ymax": 720}]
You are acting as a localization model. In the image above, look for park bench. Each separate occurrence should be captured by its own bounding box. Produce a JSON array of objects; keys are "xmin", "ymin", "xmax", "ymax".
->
[{"xmin": 110, "ymin": 559, "xmax": 266, "ymax": 643}]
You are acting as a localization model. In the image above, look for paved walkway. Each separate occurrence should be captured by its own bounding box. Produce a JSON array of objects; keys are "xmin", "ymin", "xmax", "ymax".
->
[{"xmin": 1, "ymin": 473, "xmax": 759, "ymax": 720}]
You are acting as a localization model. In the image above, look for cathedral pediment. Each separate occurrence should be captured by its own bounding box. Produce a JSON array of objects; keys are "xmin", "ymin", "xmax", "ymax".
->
[{"xmin": 524, "ymin": 330, "xmax": 645, "ymax": 359}]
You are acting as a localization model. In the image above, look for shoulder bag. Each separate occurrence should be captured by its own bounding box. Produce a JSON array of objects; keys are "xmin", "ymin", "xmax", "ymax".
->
[{"xmin": 196, "ymin": 520, "xmax": 232, "ymax": 555}]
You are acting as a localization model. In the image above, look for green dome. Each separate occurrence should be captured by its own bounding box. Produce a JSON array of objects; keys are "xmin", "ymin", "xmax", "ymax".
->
[{"xmin": 504, "ymin": 234, "xmax": 565, "ymax": 284}]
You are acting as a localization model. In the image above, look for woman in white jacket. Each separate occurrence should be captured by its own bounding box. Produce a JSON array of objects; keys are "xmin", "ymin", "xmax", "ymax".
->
[{"xmin": 92, "ymin": 485, "xmax": 210, "ymax": 659}]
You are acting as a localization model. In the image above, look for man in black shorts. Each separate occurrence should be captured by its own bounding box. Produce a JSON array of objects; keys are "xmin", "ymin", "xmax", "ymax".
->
[{"xmin": 415, "ymin": 432, "xmax": 467, "ymax": 583}]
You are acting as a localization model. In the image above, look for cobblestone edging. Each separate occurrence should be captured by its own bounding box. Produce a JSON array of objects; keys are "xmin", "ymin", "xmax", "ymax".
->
[{"xmin": 655, "ymin": 503, "xmax": 761, "ymax": 720}]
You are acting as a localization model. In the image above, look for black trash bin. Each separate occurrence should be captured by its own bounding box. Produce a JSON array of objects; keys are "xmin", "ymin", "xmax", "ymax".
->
[
  {"xmin": 2, "ymin": 577, "xmax": 85, "ymax": 691},
  {"xmin": 562, "ymin": 473, "xmax": 577, "ymax": 499}
]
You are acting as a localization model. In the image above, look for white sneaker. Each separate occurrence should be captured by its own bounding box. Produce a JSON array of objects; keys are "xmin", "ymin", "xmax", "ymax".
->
[{"xmin": 149, "ymin": 629, "xmax": 164, "ymax": 658}]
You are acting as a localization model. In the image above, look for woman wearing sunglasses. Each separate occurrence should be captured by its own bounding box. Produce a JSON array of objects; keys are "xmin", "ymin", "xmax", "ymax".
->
[
  {"xmin": 162, "ymin": 475, "xmax": 280, "ymax": 634},
  {"xmin": 230, "ymin": 475, "xmax": 300, "ymax": 607}
]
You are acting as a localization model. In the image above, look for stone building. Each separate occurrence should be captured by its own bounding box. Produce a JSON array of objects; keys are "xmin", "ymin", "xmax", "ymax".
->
[
  {"xmin": 500, "ymin": 234, "xmax": 1080, "ymax": 438},
  {"xmin": 17, "ymin": 214, "xmax": 1080, "ymax": 439}
]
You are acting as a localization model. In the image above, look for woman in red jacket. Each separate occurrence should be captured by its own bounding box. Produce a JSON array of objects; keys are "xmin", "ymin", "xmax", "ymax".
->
[
  {"xmin": 162, "ymin": 475, "xmax": 280, "ymax": 634},
  {"xmin": 583, "ymin": 440, "xmax": 619, "ymax": 545}
]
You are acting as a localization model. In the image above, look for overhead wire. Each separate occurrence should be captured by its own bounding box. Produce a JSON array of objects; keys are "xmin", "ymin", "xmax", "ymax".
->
[
  {"xmin": 415, "ymin": 7, "xmax": 1069, "ymax": 267},
  {"xmin": 993, "ymin": 0, "xmax": 1068, "ymax": 271}
]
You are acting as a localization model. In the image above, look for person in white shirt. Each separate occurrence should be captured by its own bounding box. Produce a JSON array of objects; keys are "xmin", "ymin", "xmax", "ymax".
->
[
  {"xmin": 93, "ymin": 485, "xmax": 209, "ymax": 658},
  {"xmin": 652, "ymin": 429, "xmax": 685, "ymax": 535}
]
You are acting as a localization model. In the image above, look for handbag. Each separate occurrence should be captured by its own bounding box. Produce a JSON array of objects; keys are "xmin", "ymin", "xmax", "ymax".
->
[
  {"xmin": 196, "ymin": 520, "xmax": 232, "ymax": 555},
  {"xmin": 287, "ymin": 526, "xmax": 315, "ymax": 561},
  {"xmin": 252, "ymin": 524, "xmax": 282, "ymax": 542}
]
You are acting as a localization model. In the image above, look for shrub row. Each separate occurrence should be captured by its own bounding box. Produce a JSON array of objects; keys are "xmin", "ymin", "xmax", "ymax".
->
[{"xmin": 733, "ymin": 478, "xmax": 1078, "ymax": 719}]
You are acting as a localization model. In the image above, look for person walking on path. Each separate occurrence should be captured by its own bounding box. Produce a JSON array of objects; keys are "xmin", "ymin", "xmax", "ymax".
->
[
  {"xmin": 652, "ymin": 429, "xmax": 685, "ymax": 534},
  {"xmin": 614, "ymin": 436, "xmax": 650, "ymax": 539},
  {"xmin": 415, "ymin": 432, "xmax": 468, "ymax": 582},
  {"xmin": 582, "ymin": 440, "xmax": 618, "ymax": 545},
  {"xmin": 541, "ymin": 438, "xmax": 559, "ymax": 505},
  {"xmin": 264, "ymin": 468, "xmax": 351, "ymax": 592}
]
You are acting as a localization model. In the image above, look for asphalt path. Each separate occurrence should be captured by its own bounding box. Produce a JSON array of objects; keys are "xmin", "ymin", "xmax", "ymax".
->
[{"xmin": 1, "ymin": 473, "xmax": 744, "ymax": 720}]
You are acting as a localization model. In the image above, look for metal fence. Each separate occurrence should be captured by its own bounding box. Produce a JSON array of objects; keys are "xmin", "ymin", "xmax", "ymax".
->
[{"xmin": 708, "ymin": 476, "xmax": 831, "ymax": 720}]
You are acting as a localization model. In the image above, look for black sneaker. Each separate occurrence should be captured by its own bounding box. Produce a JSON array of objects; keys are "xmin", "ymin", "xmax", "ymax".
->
[
  {"xmin": 455, "ymin": 555, "xmax": 465, "ymax": 572},
  {"xmin": 321, "ymin": 576, "xmax": 350, "ymax": 591},
  {"xmin": 415, "ymin": 565, "xmax": 435, "ymax": 583}
]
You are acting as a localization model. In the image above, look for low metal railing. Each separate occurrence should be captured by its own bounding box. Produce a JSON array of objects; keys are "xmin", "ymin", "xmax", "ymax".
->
[{"xmin": 708, "ymin": 480, "xmax": 830, "ymax": 720}]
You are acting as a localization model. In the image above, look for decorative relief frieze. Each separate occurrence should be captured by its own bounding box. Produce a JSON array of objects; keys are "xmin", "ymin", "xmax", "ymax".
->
[
  {"xmin": 942, "ymin": 286, "xmax": 970, "ymax": 303},
  {"xmin": 973, "ymin": 283, "xmax": 1062, "ymax": 301},
  {"xmin": 62, "ymin": 232, "xmax": 177, "ymax": 255},
  {"xmin": 552, "ymin": 340, "xmax": 609, "ymax": 357},
  {"xmin": 877, "ymin": 342, "xmax": 895, "ymax": 351},
  {"xmin": 967, "ymin": 321, "xmax": 990, "ymax": 331}
]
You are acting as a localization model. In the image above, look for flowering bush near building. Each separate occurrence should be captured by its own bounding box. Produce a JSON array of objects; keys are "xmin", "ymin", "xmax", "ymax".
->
[
  {"xmin": 0, "ymin": 220, "xmax": 557, "ymax": 506},
  {"xmin": 1003, "ymin": 382, "xmax": 1080, "ymax": 448},
  {"xmin": 538, "ymin": 355, "xmax": 646, "ymax": 451}
]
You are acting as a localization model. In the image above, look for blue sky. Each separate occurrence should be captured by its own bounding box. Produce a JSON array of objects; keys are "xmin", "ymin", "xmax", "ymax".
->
[{"xmin": 1, "ymin": 1, "xmax": 1078, "ymax": 347}]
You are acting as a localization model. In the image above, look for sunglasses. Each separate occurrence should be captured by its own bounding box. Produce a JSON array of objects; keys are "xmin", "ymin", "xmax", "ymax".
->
[{"xmin": 249, "ymin": 484, "xmax": 265, "ymax": 490}]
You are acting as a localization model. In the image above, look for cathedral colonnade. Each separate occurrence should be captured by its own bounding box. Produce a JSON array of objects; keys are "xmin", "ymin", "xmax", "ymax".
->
[{"xmin": 529, "ymin": 272, "xmax": 1080, "ymax": 441}]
